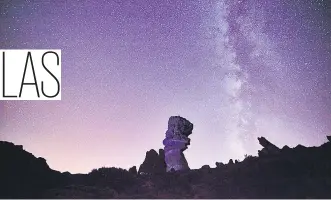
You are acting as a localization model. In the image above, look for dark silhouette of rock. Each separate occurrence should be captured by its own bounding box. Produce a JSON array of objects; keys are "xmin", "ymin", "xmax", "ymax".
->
[
  {"xmin": 215, "ymin": 162, "xmax": 225, "ymax": 168},
  {"xmin": 282, "ymin": 145, "xmax": 290, "ymax": 150},
  {"xmin": 258, "ymin": 137, "xmax": 280, "ymax": 156},
  {"xmin": 138, "ymin": 149, "xmax": 166, "ymax": 175},
  {"xmin": 294, "ymin": 144, "xmax": 306, "ymax": 150},
  {"xmin": 158, "ymin": 149, "xmax": 165, "ymax": 160},
  {"xmin": 163, "ymin": 116, "xmax": 193, "ymax": 172},
  {"xmin": 3, "ymin": 133, "xmax": 331, "ymax": 198},
  {"xmin": 281, "ymin": 145, "xmax": 291, "ymax": 153},
  {"xmin": 201, "ymin": 165, "xmax": 210, "ymax": 169},
  {"xmin": 129, "ymin": 166, "xmax": 137, "ymax": 175},
  {"xmin": 0, "ymin": 141, "xmax": 67, "ymax": 198},
  {"xmin": 327, "ymin": 136, "xmax": 331, "ymax": 142},
  {"xmin": 86, "ymin": 167, "xmax": 136, "ymax": 192},
  {"xmin": 200, "ymin": 165, "xmax": 211, "ymax": 173}
]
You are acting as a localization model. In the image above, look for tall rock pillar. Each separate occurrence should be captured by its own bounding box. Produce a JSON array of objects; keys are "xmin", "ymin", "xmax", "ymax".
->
[{"xmin": 162, "ymin": 116, "xmax": 193, "ymax": 172}]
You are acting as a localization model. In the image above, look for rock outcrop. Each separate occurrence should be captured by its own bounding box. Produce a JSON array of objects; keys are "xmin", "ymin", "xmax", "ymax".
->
[
  {"xmin": 2, "ymin": 135, "xmax": 331, "ymax": 198},
  {"xmin": 138, "ymin": 149, "xmax": 166, "ymax": 175},
  {"xmin": 163, "ymin": 116, "xmax": 193, "ymax": 172},
  {"xmin": 215, "ymin": 162, "xmax": 225, "ymax": 168},
  {"xmin": 0, "ymin": 141, "xmax": 67, "ymax": 198},
  {"xmin": 257, "ymin": 137, "xmax": 280, "ymax": 156},
  {"xmin": 128, "ymin": 166, "xmax": 137, "ymax": 175},
  {"xmin": 201, "ymin": 165, "xmax": 210, "ymax": 169},
  {"xmin": 294, "ymin": 144, "xmax": 306, "ymax": 150},
  {"xmin": 281, "ymin": 145, "xmax": 291, "ymax": 152},
  {"xmin": 327, "ymin": 136, "xmax": 331, "ymax": 142}
]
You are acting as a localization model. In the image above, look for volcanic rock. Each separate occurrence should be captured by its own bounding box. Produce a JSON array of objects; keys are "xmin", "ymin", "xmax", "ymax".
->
[
  {"xmin": 282, "ymin": 145, "xmax": 290, "ymax": 150},
  {"xmin": 163, "ymin": 116, "xmax": 193, "ymax": 172},
  {"xmin": 158, "ymin": 149, "xmax": 165, "ymax": 161},
  {"xmin": 201, "ymin": 165, "xmax": 210, "ymax": 169},
  {"xmin": 294, "ymin": 144, "xmax": 306, "ymax": 149},
  {"xmin": 258, "ymin": 137, "xmax": 280, "ymax": 156},
  {"xmin": 128, "ymin": 166, "xmax": 137, "ymax": 175},
  {"xmin": 281, "ymin": 145, "xmax": 291, "ymax": 153},
  {"xmin": 200, "ymin": 165, "xmax": 211, "ymax": 173},
  {"xmin": 138, "ymin": 149, "xmax": 166, "ymax": 175},
  {"xmin": 0, "ymin": 141, "xmax": 66, "ymax": 198},
  {"xmin": 216, "ymin": 162, "xmax": 225, "ymax": 168},
  {"xmin": 3, "ymin": 137, "xmax": 331, "ymax": 198}
]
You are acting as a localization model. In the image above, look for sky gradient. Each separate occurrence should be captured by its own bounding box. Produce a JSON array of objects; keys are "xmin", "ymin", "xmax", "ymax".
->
[{"xmin": 0, "ymin": 0, "xmax": 330, "ymax": 173}]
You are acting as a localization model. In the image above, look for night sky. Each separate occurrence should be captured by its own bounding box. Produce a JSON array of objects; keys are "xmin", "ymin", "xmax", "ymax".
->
[{"xmin": 0, "ymin": 0, "xmax": 330, "ymax": 173}]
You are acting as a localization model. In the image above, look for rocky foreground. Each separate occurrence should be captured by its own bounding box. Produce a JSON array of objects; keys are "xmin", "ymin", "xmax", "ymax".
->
[
  {"xmin": 0, "ymin": 135, "xmax": 331, "ymax": 198},
  {"xmin": 1, "ymin": 116, "xmax": 331, "ymax": 198}
]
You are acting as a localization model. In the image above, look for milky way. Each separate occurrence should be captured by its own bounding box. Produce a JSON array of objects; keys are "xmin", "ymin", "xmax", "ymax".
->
[{"xmin": 0, "ymin": 0, "xmax": 330, "ymax": 173}]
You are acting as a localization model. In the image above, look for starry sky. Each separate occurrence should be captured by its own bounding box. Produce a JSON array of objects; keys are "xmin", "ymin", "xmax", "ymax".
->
[{"xmin": 0, "ymin": 0, "xmax": 330, "ymax": 173}]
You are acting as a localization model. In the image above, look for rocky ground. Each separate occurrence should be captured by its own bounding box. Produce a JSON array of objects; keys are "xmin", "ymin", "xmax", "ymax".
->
[{"xmin": 1, "ymin": 136, "xmax": 331, "ymax": 198}]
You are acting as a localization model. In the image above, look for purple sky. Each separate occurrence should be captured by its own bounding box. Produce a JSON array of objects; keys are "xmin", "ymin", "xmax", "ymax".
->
[{"xmin": 0, "ymin": 0, "xmax": 330, "ymax": 173}]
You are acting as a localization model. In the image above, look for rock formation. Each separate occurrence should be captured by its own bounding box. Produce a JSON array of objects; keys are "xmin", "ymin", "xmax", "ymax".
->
[
  {"xmin": 138, "ymin": 149, "xmax": 166, "ymax": 175},
  {"xmin": 128, "ymin": 166, "xmax": 137, "ymax": 175},
  {"xmin": 200, "ymin": 165, "xmax": 211, "ymax": 173},
  {"xmin": 257, "ymin": 137, "xmax": 280, "ymax": 156},
  {"xmin": 163, "ymin": 116, "xmax": 193, "ymax": 172},
  {"xmin": 0, "ymin": 141, "xmax": 67, "ymax": 198},
  {"xmin": 158, "ymin": 149, "xmax": 165, "ymax": 164},
  {"xmin": 281, "ymin": 145, "xmax": 291, "ymax": 152},
  {"xmin": 294, "ymin": 144, "xmax": 306, "ymax": 150},
  {"xmin": 3, "ymin": 136, "xmax": 331, "ymax": 198},
  {"xmin": 201, "ymin": 165, "xmax": 210, "ymax": 169},
  {"xmin": 215, "ymin": 162, "xmax": 225, "ymax": 168},
  {"xmin": 327, "ymin": 136, "xmax": 331, "ymax": 142}
]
